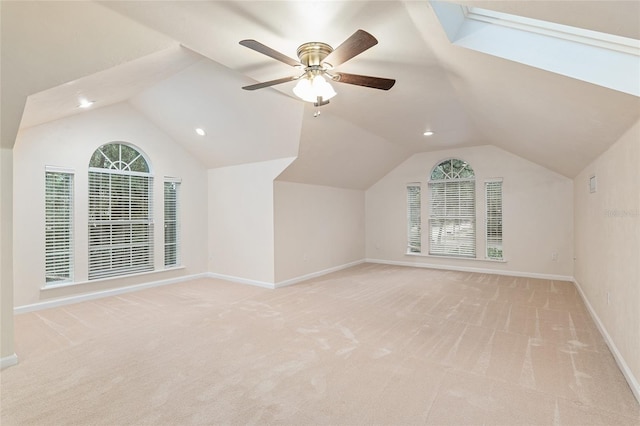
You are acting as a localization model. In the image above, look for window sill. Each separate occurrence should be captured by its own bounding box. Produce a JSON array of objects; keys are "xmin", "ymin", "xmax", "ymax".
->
[
  {"xmin": 405, "ymin": 252, "xmax": 507, "ymax": 263},
  {"xmin": 41, "ymin": 266, "xmax": 186, "ymax": 290}
]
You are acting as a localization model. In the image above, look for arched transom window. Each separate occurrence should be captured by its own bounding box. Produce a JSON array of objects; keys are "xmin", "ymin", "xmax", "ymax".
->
[
  {"xmin": 88, "ymin": 143, "xmax": 153, "ymax": 279},
  {"xmin": 430, "ymin": 158, "xmax": 475, "ymax": 180},
  {"xmin": 89, "ymin": 143, "xmax": 150, "ymax": 172},
  {"xmin": 429, "ymin": 159, "xmax": 476, "ymax": 258}
]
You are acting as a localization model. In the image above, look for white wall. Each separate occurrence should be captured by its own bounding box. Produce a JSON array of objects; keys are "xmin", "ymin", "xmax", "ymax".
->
[
  {"xmin": 366, "ymin": 145, "xmax": 574, "ymax": 278},
  {"xmin": 574, "ymin": 119, "xmax": 640, "ymax": 394},
  {"xmin": 274, "ymin": 181, "xmax": 365, "ymax": 283},
  {"xmin": 0, "ymin": 148, "xmax": 15, "ymax": 362},
  {"xmin": 13, "ymin": 103, "xmax": 208, "ymax": 307},
  {"xmin": 276, "ymin": 111, "xmax": 410, "ymax": 190},
  {"xmin": 208, "ymin": 158, "xmax": 294, "ymax": 285}
]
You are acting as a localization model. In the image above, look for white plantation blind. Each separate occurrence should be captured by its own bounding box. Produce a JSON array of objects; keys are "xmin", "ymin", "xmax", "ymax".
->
[
  {"xmin": 429, "ymin": 159, "xmax": 476, "ymax": 258},
  {"xmin": 164, "ymin": 180, "xmax": 181, "ymax": 267},
  {"xmin": 486, "ymin": 180, "xmax": 503, "ymax": 260},
  {"xmin": 407, "ymin": 184, "xmax": 422, "ymax": 253},
  {"xmin": 88, "ymin": 143, "xmax": 153, "ymax": 280},
  {"xmin": 88, "ymin": 170, "xmax": 154, "ymax": 279},
  {"xmin": 45, "ymin": 169, "xmax": 74, "ymax": 284}
]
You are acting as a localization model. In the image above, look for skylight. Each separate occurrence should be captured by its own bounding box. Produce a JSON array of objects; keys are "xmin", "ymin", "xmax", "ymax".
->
[
  {"xmin": 430, "ymin": 1, "xmax": 640, "ymax": 97},
  {"xmin": 464, "ymin": 6, "xmax": 638, "ymax": 56}
]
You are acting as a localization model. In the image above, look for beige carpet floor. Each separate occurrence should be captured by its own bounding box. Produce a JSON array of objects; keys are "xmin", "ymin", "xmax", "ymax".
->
[{"xmin": 1, "ymin": 263, "xmax": 639, "ymax": 425}]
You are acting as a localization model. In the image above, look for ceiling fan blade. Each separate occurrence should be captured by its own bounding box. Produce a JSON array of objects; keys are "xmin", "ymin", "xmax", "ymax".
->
[
  {"xmin": 242, "ymin": 76, "xmax": 297, "ymax": 91},
  {"xmin": 239, "ymin": 39, "xmax": 301, "ymax": 67},
  {"xmin": 332, "ymin": 72, "xmax": 396, "ymax": 90},
  {"xmin": 323, "ymin": 30, "xmax": 378, "ymax": 67}
]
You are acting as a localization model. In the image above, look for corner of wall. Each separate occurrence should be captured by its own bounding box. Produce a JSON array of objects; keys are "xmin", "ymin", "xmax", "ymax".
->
[
  {"xmin": 573, "ymin": 277, "xmax": 640, "ymax": 403},
  {"xmin": 0, "ymin": 148, "xmax": 15, "ymax": 360},
  {"xmin": 572, "ymin": 118, "xmax": 640, "ymax": 404}
]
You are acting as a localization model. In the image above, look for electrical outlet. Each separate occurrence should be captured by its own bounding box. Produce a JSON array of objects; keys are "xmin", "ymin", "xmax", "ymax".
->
[
  {"xmin": 551, "ymin": 251, "xmax": 558, "ymax": 261},
  {"xmin": 607, "ymin": 292, "xmax": 610, "ymax": 305}
]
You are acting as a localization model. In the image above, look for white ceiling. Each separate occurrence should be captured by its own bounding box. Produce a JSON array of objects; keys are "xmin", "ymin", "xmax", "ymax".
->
[
  {"xmin": 130, "ymin": 58, "xmax": 304, "ymax": 168},
  {"xmin": 20, "ymin": 45, "xmax": 202, "ymax": 129},
  {"xmin": 4, "ymin": 0, "xmax": 639, "ymax": 189}
]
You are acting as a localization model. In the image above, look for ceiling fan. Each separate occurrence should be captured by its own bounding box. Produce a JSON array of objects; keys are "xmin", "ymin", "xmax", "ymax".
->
[{"xmin": 240, "ymin": 30, "xmax": 395, "ymax": 107}]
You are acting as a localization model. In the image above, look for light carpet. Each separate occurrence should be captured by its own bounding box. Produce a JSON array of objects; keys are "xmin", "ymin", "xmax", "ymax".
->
[{"xmin": 1, "ymin": 263, "xmax": 639, "ymax": 425}]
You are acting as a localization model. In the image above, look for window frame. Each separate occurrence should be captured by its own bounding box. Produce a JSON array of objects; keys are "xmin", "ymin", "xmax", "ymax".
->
[
  {"xmin": 485, "ymin": 179, "xmax": 504, "ymax": 260},
  {"xmin": 88, "ymin": 143, "xmax": 154, "ymax": 280},
  {"xmin": 428, "ymin": 158, "xmax": 476, "ymax": 258},
  {"xmin": 44, "ymin": 166, "xmax": 75, "ymax": 285},
  {"xmin": 164, "ymin": 178, "xmax": 181, "ymax": 268},
  {"xmin": 406, "ymin": 183, "xmax": 422, "ymax": 254}
]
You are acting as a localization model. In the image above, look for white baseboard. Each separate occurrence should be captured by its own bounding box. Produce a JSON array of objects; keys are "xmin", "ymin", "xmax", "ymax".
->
[
  {"xmin": 14, "ymin": 273, "xmax": 210, "ymax": 314},
  {"xmin": 207, "ymin": 260, "xmax": 366, "ymax": 290},
  {"xmin": 274, "ymin": 259, "xmax": 366, "ymax": 288},
  {"xmin": 365, "ymin": 258, "xmax": 573, "ymax": 282},
  {"xmin": 1, "ymin": 353, "xmax": 18, "ymax": 369},
  {"xmin": 573, "ymin": 278, "xmax": 640, "ymax": 404},
  {"xmin": 206, "ymin": 272, "xmax": 275, "ymax": 289},
  {"xmin": 13, "ymin": 262, "xmax": 365, "ymax": 314}
]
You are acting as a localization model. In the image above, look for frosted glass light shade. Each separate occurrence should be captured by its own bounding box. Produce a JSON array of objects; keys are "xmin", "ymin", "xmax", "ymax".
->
[
  {"xmin": 293, "ymin": 78, "xmax": 314, "ymax": 102},
  {"xmin": 293, "ymin": 75, "xmax": 336, "ymax": 103}
]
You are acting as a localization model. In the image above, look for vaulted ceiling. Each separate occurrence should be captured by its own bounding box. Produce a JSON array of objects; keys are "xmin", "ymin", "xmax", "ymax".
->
[{"xmin": 2, "ymin": 1, "xmax": 639, "ymax": 189}]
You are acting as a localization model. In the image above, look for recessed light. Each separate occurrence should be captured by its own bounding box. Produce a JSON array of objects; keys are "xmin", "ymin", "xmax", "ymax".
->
[
  {"xmin": 78, "ymin": 99, "xmax": 94, "ymax": 108},
  {"xmin": 195, "ymin": 128, "xmax": 206, "ymax": 136},
  {"xmin": 423, "ymin": 131, "xmax": 434, "ymax": 136}
]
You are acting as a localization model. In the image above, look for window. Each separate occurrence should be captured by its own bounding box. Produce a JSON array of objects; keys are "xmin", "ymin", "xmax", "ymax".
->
[
  {"xmin": 486, "ymin": 180, "xmax": 503, "ymax": 260},
  {"xmin": 407, "ymin": 183, "xmax": 421, "ymax": 253},
  {"xmin": 164, "ymin": 179, "xmax": 181, "ymax": 267},
  {"xmin": 429, "ymin": 159, "xmax": 475, "ymax": 258},
  {"xmin": 88, "ymin": 143, "xmax": 153, "ymax": 280},
  {"xmin": 431, "ymin": 3, "xmax": 639, "ymax": 97},
  {"xmin": 45, "ymin": 168, "xmax": 74, "ymax": 283}
]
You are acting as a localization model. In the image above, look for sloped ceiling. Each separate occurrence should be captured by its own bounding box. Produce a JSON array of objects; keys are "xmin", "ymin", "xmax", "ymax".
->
[
  {"xmin": 0, "ymin": 0, "xmax": 176, "ymax": 148},
  {"xmin": 4, "ymin": 1, "xmax": 639, "ymax": 189},
  {"xmin": 129, "ymin": 58, "xmax": 304, "ymax": 168},
  {"xmin": 20, "ymin": 45, "xmax": 202, "ymax": 129}
]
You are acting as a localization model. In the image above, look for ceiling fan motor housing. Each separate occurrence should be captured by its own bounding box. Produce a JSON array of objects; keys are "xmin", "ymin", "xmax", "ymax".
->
[{"xmin": 296, "ymin": 42, "xmax": 333, "ymax": 67}]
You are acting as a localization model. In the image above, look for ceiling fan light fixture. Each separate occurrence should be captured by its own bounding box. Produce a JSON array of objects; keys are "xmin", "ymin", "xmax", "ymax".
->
[{"xmin": 293, "ymin": 74, "xmax": 336, "ymax": 103}]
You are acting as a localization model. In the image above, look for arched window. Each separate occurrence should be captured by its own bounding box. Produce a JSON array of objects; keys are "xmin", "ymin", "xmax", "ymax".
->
[
  {"xmin": 88, "ymin": 143, "xmax": 153, "ymax": 279},
  {"xmin": 429, "ymin": 159, "xmax": 476, "ymax": 258},
  {"xmin": 89, "ymin": 143, "xmax": 150, "ymax": 172}
]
